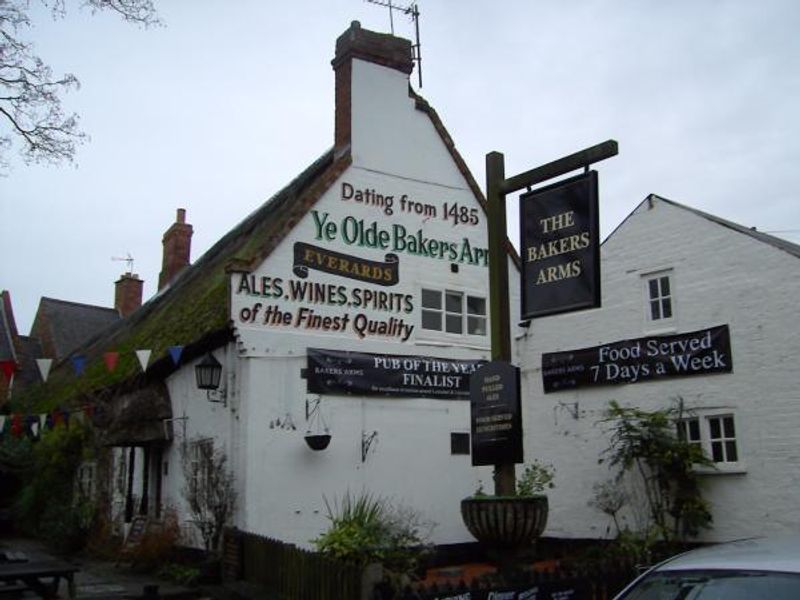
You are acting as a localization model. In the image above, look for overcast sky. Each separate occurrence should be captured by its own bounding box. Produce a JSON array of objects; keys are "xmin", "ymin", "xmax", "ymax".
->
[{"xmin": 2, "ymin": 0, "xmax": 798, "ymax": 335}]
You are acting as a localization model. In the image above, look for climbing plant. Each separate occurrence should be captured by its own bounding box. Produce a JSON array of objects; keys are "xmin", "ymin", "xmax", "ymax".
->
[{"xmin": 599, "ymin": 399, "xmax": 714, "ymax": 544}]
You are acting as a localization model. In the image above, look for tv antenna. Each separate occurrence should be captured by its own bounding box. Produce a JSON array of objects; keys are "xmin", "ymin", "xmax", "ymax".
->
[
  {"xmin": 366, "ymin": 0, "xmax": 423, "ymax": 87},
  {"xmin": 111, "ymin": 252, "xmax": 135, "ymax": 274}
]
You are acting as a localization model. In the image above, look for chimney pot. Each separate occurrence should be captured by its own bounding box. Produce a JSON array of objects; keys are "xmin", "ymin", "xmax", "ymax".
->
[
  {"xmin": 115, "ymin": 272, "xmax": 143, "ymax": 317},
  {"xmin": 158, "ymin": 208, "xmax": 193, "ymax": 290}
]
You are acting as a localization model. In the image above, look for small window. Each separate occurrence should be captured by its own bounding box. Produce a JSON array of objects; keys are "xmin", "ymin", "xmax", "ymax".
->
[
  {"xmin": 451, "ymin": 432, "xmax": 470, "ymax": 455},
  {"xmin": 677, "ymin": 414, "xmax": 739, "ymax": 465},
  {"xmin": 646, "ymin": 274, "xmax": 673, "ymax": 321},
  {"xmin": 708, "ymin": 415, "xmax": 738, "ymax": 463},
  {"xmin": 421, "ymin": 288, "xmax": 487, "ymax": 337},
  {"xmin": 677, "ymin": 417, "xmax": 702, "ymax": 453}
]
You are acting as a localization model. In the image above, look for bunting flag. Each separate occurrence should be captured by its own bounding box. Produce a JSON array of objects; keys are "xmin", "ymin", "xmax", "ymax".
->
[
  {"xmin": 25, "ymin": 415, "xmax": 40, "ymax": 440},
  {"xmin": 135, "ymin": 349, "xmax": 151, "ymax": 372},
  {"xmin": 11, "ymin": 414, "xmax": 23, "ymax": 438},
  {"xmin": 103, "ymin": 352, "xmax": 120, "ymax": 373},
  {"xmin": 168, "ymin": 345, "xmax": 184, "ymax": 366},
  {"xmin": 53, "ymin": 408, "xmax": 70, "ymax": 428},
  {"xmin": 71, "ymin": 355, "xmax": 87, "ymax": 376},
  {"xmin": 39, "ymin": 413, "xmax": 47, "ymax": 431},
  {"xmin": 36, "ymin": 358, "xmax": 53, "ymax": 382},
  {"xmin": 0, "ymin": 360, "xmax": 16, "ymax": 382}
]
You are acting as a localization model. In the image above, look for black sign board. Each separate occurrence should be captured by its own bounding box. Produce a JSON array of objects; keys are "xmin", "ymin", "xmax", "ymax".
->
[
  {"xmin": 307, "ymin": 348, "xmax": 484, "ymax": 399},
  {"xmin": 470, "ymin": 361, "xmax": 523, "ymax": 466},
  {"xmin": 542, "ymin": 325, "xmax": 733, "ymax": 393},
  {"xmin": 520, "ymin": 171, "xmax": 600, "ymax": 319}
]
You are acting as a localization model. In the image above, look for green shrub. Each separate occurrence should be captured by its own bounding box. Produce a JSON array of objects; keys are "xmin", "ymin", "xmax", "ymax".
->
[{"xmin": 313, "ymin": 490, "xmax": 434, "ymax": 587}]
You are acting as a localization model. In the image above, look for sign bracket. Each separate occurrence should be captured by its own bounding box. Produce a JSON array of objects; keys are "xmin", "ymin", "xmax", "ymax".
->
[{"xmin": 485, "ymin": 139, "xmax": 618, "ymax": 495}]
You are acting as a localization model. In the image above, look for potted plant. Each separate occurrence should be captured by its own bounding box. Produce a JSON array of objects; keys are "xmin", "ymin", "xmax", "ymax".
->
[{"xmin": 460, "ymin": 460, "xmax": 554, "ymax": 549}]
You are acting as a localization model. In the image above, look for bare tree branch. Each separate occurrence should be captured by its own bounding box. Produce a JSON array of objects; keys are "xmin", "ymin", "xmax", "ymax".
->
[{"xmin": 0, "ymin": 0, "xmax": 159, "ymax": 171}]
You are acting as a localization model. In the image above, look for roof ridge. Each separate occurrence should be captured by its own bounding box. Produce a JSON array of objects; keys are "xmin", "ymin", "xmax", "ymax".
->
[
  {"xmin": 40, "ymin": 297, "xmax": 117, "ymax": 313},
  {"xmin": 650, "ymin": 194, "xmax": 800, "ymax": 259}
]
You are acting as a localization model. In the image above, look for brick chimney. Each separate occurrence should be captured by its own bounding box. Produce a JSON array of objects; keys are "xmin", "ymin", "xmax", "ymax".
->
[
  {"xmin": 331, "ymin": 21, "xmax": 414, "ymax": 155},
  {"xmin": 114, "ymin": 273, "xmax": 143, "ymax": 317},
  {"xmin": 158, "ymin": 208, "xmax": 193, "ymax": 290}
]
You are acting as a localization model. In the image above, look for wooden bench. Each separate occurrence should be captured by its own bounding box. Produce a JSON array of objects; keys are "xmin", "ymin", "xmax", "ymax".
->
[{"xmin": 0, "ymin": 560, "xmax": 79, "ymax": 599}]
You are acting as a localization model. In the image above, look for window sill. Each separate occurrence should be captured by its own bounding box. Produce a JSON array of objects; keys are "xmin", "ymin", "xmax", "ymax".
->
[
  {"xmin": 415, "ymin": 333, "xmax": 490, "ymax": 351},
  {"xmin": 694, "ymin": 463, "xmax": 747, "ymax": 476},
  {"xmin": 644, "ymin": 323, "xmax": 677, "ymax": 335}
]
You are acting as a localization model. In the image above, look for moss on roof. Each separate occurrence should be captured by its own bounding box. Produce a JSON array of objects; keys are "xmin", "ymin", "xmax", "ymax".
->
[{"xmin": 14, "ymin": 149, "xmax": 344, "ymax": 413}]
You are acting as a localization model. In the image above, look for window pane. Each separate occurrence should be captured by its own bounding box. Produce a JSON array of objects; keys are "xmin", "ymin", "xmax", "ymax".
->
[
  {"xmin": 421, "ymin": 310, "xmax": 441, "ymax": 331},
  {"xmin": 446, "ymin": 314, "xmax": 463, "ymax": 334},
  {"xmin": 723, "ymin": 416, "xmax": 735, "ymax": 437},
  {"xmin": 660, "ymin": 276, "xmax": 670, "ymax": 295},
  {"xmin": 467, "ymin": 296, "xmax": 486, "ymax": 316},
  {"xmin": 709, "ymin": 417, "xmax": 721, "ymax": 439},
  {"xmin": 467, "ymin": 316, "xmax": 486, "ymax": 336},
  {"xmin": 662, "ymin": 299, "xmax": 672, "ymax": 319},
  {"xmin": 445, "ymin": 291, "xmax": 463, "ymax": 313},
  {"xmin": 422, "ymin": 289, "xmax": 441, "ymax": 309},
  {"xmin": 726, "ymin": 441, "xmax": 738, "ymax": 462},
  {"xmin": 688, "ymin": 419, "xmax": 700, "ymax": 441},
  {"xmin": 712, "ymin": 441, "xmax": 724, "ymax": 462},
  {"xmin": 650, "ymin": 300, "xmax": 661, "ymax": 320},
  {"xmin": 648, "ymin": 279, "xmax": 659, "ymax": 299}
]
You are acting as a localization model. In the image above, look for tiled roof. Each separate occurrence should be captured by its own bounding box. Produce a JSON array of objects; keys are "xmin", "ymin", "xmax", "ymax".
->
[
  {"xmin": 33, "ymin": 298, "xmax": 120, "ymax": 360},
  {"xmin": 0, "ymin": 296, "xmax": 15, "ymax": 362}
]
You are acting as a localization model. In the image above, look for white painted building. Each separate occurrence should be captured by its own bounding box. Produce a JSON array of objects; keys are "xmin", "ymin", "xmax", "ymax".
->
[
  {"xmin": 86, "ymin": 22, "xmax": 523, "ymax": 549},
  {"xmin": 517, "ymin": 194, "xmax": 800, "ymax": 542}
]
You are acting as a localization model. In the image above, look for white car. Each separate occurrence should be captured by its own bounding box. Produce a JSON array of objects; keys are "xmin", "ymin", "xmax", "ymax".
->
[{"xmin": 613, "ymin": 536, "xmax": 800, "ymax": 599}]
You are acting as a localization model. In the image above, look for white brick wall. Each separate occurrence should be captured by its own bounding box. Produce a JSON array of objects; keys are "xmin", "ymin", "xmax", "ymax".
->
[{"xmin": 517, "ymin": 196, "xmax": 800, "ymax": 542}]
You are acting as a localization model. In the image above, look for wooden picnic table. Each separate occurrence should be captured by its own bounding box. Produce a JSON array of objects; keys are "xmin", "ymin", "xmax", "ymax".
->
[{"xmin": 0, "ymin": 559, "xmax": 79, "ymax": 599}]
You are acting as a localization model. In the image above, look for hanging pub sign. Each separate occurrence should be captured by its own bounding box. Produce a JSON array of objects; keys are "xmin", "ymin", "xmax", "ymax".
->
[
  {"xmin": 306, "ymin": 348, "xmax": 484, "ymax": 400},
  {"xmin": 519, "ymin": 170, "xmax": 600, "ymax": 319},
  {"xmin": 542, "ymin": 324, "xmax": 733, "ymax": 393},
  {"xmin": 469, "ymin": 361, "xmax": 523, "ymax": 466}
]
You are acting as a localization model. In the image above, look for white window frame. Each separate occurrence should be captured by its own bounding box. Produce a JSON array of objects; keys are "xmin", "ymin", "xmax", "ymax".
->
[
  {"xmin": 420, "ymin": 287, "xmax": 487, "ymax": 339},
  {"xmin": 677, "ymin": 411, "xmax": 744, "ymax": 474},
  {"xmin": 644, "ymin": 271, "xmax": 674, "ymax": 322}
]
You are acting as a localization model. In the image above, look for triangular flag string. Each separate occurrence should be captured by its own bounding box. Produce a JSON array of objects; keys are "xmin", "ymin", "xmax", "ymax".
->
[
  {"xmin": 0, "ymin": 360, "xmax": 16, "ymax": 382},
  {"xmin": 168, "ymin": 345, "xmax": 184, "ymax": 366},
  {"xmin": 103, "ymin": 352, "xmax": 119, "ymax": 373},
  {"xmin": 35, "ymin": 358, "xmax": 52, "ymax": 382},
  {"xmin": 136, "ymin": 349, "xmax": 151, "ymax": 372},
  {"xmin": 71, "ymin": 355, "xmax": 87, "ymax": 376}
]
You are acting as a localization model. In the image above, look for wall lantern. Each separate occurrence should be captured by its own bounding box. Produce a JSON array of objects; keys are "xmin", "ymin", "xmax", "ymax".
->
[{"xmin": 195, "ymin": 352, "xmax": 227, "ymax": 406}]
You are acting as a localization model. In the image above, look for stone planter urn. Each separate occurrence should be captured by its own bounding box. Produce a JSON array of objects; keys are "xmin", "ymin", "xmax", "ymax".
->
[{"xmin": 460, "ymin": 495, "xmax": 548, "ymax": 548}]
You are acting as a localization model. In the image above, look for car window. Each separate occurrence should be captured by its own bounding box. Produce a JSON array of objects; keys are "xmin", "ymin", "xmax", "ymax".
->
[{"xmin": 619, "ymin": 569, "xmax": 800, "ymax": 600}]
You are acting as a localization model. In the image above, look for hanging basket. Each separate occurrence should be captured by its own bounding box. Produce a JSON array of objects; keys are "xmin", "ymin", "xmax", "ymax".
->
[{"xmin": 304, "ymin": 433, "xmax": 332, "ymax": 451}]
